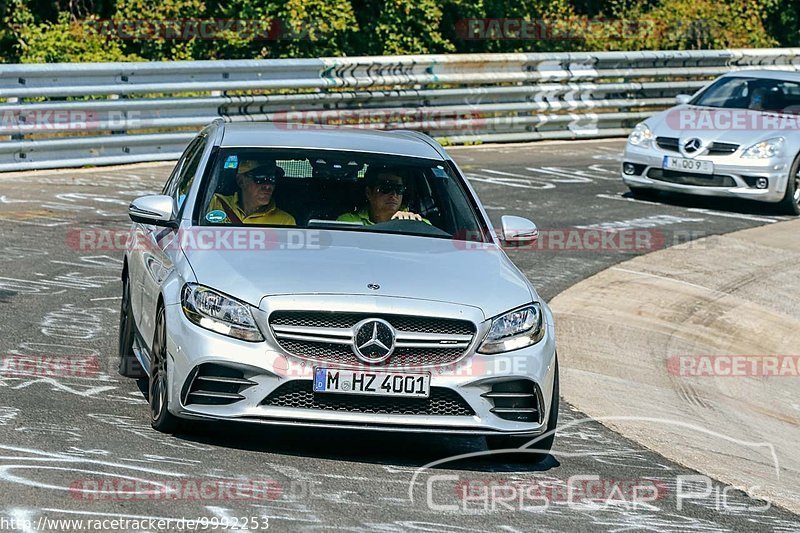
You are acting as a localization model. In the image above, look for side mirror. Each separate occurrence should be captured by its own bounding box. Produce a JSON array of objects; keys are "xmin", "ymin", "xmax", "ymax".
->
[
  {"xmin": 129, "ymin": 195, "xmax": 177, "ymax": 228},
  {"xmin": 675, "ymin": 94, "xmax": 692, "ymax": 105},
  {"xmin": 500, "ymin": 215, "xmax": 538, "ymax": 246}
]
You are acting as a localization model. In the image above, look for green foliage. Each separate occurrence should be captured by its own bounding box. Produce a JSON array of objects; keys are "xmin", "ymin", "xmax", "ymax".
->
[
  {"xmin": 583, "ymin": 0, "xmax": 777, "ymax": 51},
  {"xmin": 1, "ymin": 0, "xmax": 795, "ymax": 63},
  {"xmin": 8, "ymin": 3, "xmax": 140, "ymax": 62}
]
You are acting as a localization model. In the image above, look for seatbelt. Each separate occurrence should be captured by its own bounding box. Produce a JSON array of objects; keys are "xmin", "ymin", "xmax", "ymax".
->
[{"xmin": 219, "ymin": 201, "xmax": 244, "ymax": 225}]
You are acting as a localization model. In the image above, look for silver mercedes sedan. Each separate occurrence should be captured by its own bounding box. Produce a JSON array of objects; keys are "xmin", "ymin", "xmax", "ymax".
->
[
  {"xmin": 622, "ymin": 70, "xmax": 800, "ymax": 215},
  {"xmin": 119, "ymin": 121, "xmax": 558, "ymax": 461}
]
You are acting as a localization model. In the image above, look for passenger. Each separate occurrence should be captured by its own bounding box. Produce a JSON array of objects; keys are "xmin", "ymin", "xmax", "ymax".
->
[
  {"xmin": 337, "ymin": 167, "xmax": 429, "ymax": 225},
  {"xmin": 207, "ymin": 160, "xmax": 295, "ymax": 225},
  {"xmin": 748, "ymin": 87, "xmax": 768, "ymax": 111}
]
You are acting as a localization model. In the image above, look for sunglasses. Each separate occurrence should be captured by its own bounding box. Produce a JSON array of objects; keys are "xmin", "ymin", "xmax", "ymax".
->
[
  {"xmin": 244, "ymin": 172, "xmax": 277, "ymax": 185},
  {"xmin": 375, "ymin": 181, "xmax": 406, "ymax": 195}
]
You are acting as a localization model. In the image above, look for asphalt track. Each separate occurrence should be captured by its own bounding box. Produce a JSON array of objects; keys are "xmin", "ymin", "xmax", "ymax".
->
[{"xmin": 0, "ymin": 138, "xmax": 798, "ymax": 532}]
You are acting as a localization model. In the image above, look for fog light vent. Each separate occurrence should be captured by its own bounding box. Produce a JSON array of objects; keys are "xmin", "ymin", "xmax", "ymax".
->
[{"xmin": 483, "ymin": 380, "xmax": 542, "ymax": 423}]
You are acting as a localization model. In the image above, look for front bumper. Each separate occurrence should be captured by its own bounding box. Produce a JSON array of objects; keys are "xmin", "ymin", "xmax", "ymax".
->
[
  {"xmin": 621, "ymin": 143, "xmax": 790, "ymax": 203},
  {"xmin": 161, "ymin": 297, "xmax": 558, "ymax": 437}
]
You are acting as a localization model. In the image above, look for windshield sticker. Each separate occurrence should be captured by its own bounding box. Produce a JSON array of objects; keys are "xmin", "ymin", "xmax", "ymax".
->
[
  {"xmin": 224, "ymin": 155, "xmax": 239, "ymax": 169},
  {"xmin": 205, "ymin": 210, "xmax": 227, "ymax": 223}
]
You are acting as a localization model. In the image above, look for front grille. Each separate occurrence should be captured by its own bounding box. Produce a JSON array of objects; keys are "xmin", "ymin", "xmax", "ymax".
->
[
  {"xmin": 655, "ymin": 137, "xmax": 739, "ymax": 156},
  {"xmin": 261, "ymin": 381, "xmax": 475, "ymax": 416},
  {"xmin": 276, "ymin": 339, "xmax": 465, "ymax": 367},
  {"xmin": 656, "ymin": 136, "xmax": 680, "ymax": 152},
  {"xmin": 271, "ymin": 311, "xmax": 474, "ymax": 335},
  {"xmin": 646, "ymin": 168, "xmax": 736, "ymax": 187},
  {"xmin": 707, "ymin": 142, "xmax": 739, "ymax": 155},
  {"xmin": 269, "ymin": 311, "xmax": 476, "ymax": 368}
]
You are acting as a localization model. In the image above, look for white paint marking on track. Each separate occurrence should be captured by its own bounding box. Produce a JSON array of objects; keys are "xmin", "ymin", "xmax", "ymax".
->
[
  {"xmin": 0, "ymin": 196, "xmax": 32, "ymax": 204},
  {"xmin": 596, "ymin": 193, "xmax": 780, "ymax": 223},
  {"xmin": 8, "ymin": 509, "xmax": 36, "ymax": 533},
  {"xmin": 685, "ymin": 207, "xmax": 780, "ymax": 223},
  {"xmin": 466, "ymin": 173, "xmax": 554, "ymax": 190},
  {"xmin": 207, "ymin": 506, "xmax": 252, "ymax": 532},
  {"xmin": 89, "ymin": 296, "xmax": 121, "ymax": 301}
]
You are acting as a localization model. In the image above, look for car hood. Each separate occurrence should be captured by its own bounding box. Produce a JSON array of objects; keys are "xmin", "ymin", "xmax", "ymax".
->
[
  {"xmin": 646, "ymin": 104, "xmax": 793, "ymax": 146},
  {"xmin": 182, "ymin": 229, "xmax": 535, "ymax": 319}
]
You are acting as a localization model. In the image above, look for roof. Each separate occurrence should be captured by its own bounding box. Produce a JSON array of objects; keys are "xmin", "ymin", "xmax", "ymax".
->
[
  {"xmin": 218, "ymin": 122, "xmax": 447, "ymax": 160},
  {"xmin": 720, "ymin": 69, "xmax": 800, "ymax": 83}
]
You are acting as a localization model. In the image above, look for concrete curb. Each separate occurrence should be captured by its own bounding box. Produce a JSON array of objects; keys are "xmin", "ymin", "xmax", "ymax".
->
[{"xmin": 551, "ymin": 219, "xmax": 800, "ymax": 513}]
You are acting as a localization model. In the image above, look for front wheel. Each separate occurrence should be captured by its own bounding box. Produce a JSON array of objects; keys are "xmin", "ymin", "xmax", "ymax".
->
[
  {"xmin": 778, "ymin": 154, "xmax": 800, "ymax": 215},
  {"xmin": 118, "ymin": 275, "xmax": 146, "ymax": 378},
  {"xmin": 486, "ymin": 358, "xmax": 559, "ymax": 464},
  {"xmin": 149, "ymin": 306, "xmax": 181, "ymax": 433}
]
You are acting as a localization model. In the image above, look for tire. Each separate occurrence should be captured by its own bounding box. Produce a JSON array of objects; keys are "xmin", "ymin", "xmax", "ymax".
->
[
  {"xmin": 118, "ymin": 275, "xmax": 146, "ymax": 378},
  {"xmin": 149, "ymin": 306, "xmax": 181, "ymax": 433},
  {"xmin": 778, "ymin": 154, "xmax": 800, "ymax": 216},
  {"xmin": 486, "ymin": 358, "xmax": 559, "ymax": 464},
  {"xmin": 627, "ymin": 187, "xmax": 660, "ymax": 201}
]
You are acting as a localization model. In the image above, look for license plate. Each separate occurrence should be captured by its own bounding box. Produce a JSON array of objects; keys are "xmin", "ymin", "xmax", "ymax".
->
[
  {"xmin": 313, "ymin": 368, "xmax": 430, "ymax": 398},
  {"xmin": 662, "ymin": 156, "xmax": 714, "ymax": 175}
]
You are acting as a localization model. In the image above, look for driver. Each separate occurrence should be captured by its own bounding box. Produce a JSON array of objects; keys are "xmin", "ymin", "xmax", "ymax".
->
[
  {"xmin": 337, "ymin": 167, "xmax": 429, "ymax": 225},
  {"xmin": 207, "ymin": 160, "xmax": 295, "ymax": 225}
]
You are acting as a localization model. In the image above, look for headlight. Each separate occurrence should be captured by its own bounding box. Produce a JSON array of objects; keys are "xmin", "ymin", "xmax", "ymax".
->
[
  {"xmin": 741, "ymin": 137, "xmax": 784, "ymax": 159},
  {"xmin": 627, "ymin": 123, "xmax": 654, "ymax": 148},
  {"xmin": 181, "ymin": 283, "xmax": 264, "ymax": 342},
  {"xmin": 478, "ymin": 304, "xmax": 545, "ymax": 354}
]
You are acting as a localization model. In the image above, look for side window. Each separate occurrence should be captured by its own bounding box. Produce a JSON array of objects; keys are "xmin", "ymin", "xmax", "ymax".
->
[
  {"xmin": 162, "ymin": 136, "xmax": 202, "ymax": 196},
  {"xmin": 174, "ymin": 135, "xmax": 207, "ymax": 211}
]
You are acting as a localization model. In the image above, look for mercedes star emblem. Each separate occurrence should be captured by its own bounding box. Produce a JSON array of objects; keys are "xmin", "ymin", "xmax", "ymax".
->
[
  {"xmin": 683, "ymin": 137, "xmax": 703, "ymax": 154},
  {"xmin": 352, "ymin": 318, "xmax": 395, "ymax": 364}
]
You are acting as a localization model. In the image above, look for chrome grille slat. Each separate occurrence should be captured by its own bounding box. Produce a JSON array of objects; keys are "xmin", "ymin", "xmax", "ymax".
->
[
  {"xmin": 195, "ymin": 375, "xmax": 256, "ymax": 386},
  {"xmin": 395, "ymin": 341, "xmax": 470, "ymax": 349},
  {"xmin": 482, "ymin": 392, "xmax": 536, "ymax": 399},
  {"xmin": 269, "ymin": 310, "xmax": 477, "ymax": 368},
  {"xmin": 272, "ymin": 325, "xmax": 354, "ymax": 339},
  {"xmin": 189, "ymin": 391, "xmax": 244, "ymax": 400},
  {"xmin": 274, "ymin": 332, "xmax": 354, "ymax": 345}
]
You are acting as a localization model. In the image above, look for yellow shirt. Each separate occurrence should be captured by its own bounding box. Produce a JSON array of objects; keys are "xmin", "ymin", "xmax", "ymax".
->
[{"xmin": 207, "ymin": 193, "xmax": 295, "ymax": 226}]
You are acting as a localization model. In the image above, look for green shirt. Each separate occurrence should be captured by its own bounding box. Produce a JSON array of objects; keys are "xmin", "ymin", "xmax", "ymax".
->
[{"xmin": 336, "ymin": 208, "xmax": 431, "ymax": 226}]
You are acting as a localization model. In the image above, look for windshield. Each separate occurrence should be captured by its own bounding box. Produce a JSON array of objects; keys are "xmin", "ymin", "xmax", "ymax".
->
[
  {"xmin": 195, "ymin": 148, "xmax": 490, "ymax": 242},
  {"xmin": 691, "ymin": 76, "xmax": 800, "ymax": 112}
]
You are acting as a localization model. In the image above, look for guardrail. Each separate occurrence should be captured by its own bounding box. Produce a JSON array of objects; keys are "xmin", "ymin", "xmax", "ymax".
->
[{"xmin": 2, "ymin": 48, "xmax": 800, "ymax": 171}]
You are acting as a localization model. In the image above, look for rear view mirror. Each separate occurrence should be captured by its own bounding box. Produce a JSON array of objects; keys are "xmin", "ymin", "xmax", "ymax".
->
[
  {"xmin": 500, "ymin": 215, "xmax": 538, "ymax": 246},
  {"xmin": 129, "ymin": 195, "xmax": 177, "ymax": 228},
  {"xmin": 675, "ymin": 94, "xmax": 692, "ymax": 105}
]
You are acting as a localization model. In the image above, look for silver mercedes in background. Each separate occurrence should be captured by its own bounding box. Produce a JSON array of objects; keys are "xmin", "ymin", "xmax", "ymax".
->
[
  {"xmin": 622, "ymin": 70, "xmax": 800, "ymax": 215},
  {"xmin": 119, "ymin": 121, "xmax": 559, "ymax": 461}
]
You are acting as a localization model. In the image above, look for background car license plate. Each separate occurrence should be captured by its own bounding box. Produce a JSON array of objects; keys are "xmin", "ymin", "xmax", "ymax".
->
[
  {"xmin": 313, "ymin": 368, "xmax": 430, "ymax": 398},
  {"xmin": 662, "ymin": 156, "xmax": 714, "ymax": 175}
]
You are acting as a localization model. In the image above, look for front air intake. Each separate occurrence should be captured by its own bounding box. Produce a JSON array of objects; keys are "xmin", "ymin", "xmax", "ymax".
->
[
  {"xmin": 483, "ymin": 380, "xmax": 542, "ymax": 423},
  {"xmin": 182, "ymin": 363, "xmax": 256, "ymax": 406}
]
